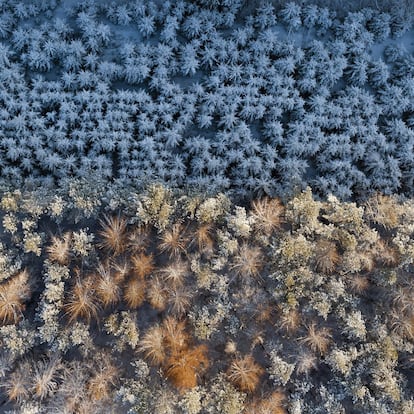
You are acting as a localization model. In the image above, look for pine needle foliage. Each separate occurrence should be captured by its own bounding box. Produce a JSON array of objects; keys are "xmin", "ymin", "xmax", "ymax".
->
[
  {"xmin": 159, "ymin": 223, "xmax": 188, "ymax": 258},
  {"xmin": 0, "ymin": 269, "xmax": 31, "ymax": 325},
  {"xmin": 300, "ymin": 323, "xmax": 332, "ymax": 355},
  {"xmin": 47, "ymin": 232, "xmax": 72, "ymax": 265},
  {"xmin": 164, "ymin": 344, "xmax": 209, "ymax": 391},
  {"xmin": 227, "ymin": 355, "xmax": 264, "ymax": 393},
  {"xmin": 251, "ymin": 197, "xmax": 284, "ymax": 235},
  {"xmin": 64, "ymin": 276, "xmax": 100, "ymax": 324},
  {"xmin": 98, "ymin": 214, "xmax": 128, "ymax": 255},
  {"xmin": 230, "ymin": 244, "xmax": 263, "ymax": 280}
]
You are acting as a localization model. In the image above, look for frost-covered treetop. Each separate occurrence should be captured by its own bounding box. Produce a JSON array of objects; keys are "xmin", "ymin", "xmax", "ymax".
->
[{"xmin": 0, "ymin": 0, "xmax": 413, "ymax": 200}]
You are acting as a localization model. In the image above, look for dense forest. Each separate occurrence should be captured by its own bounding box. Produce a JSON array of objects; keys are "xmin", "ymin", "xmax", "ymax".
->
[{"xmin": 0, "ymin": 1, "xmax": 413, "ymax": 413}]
